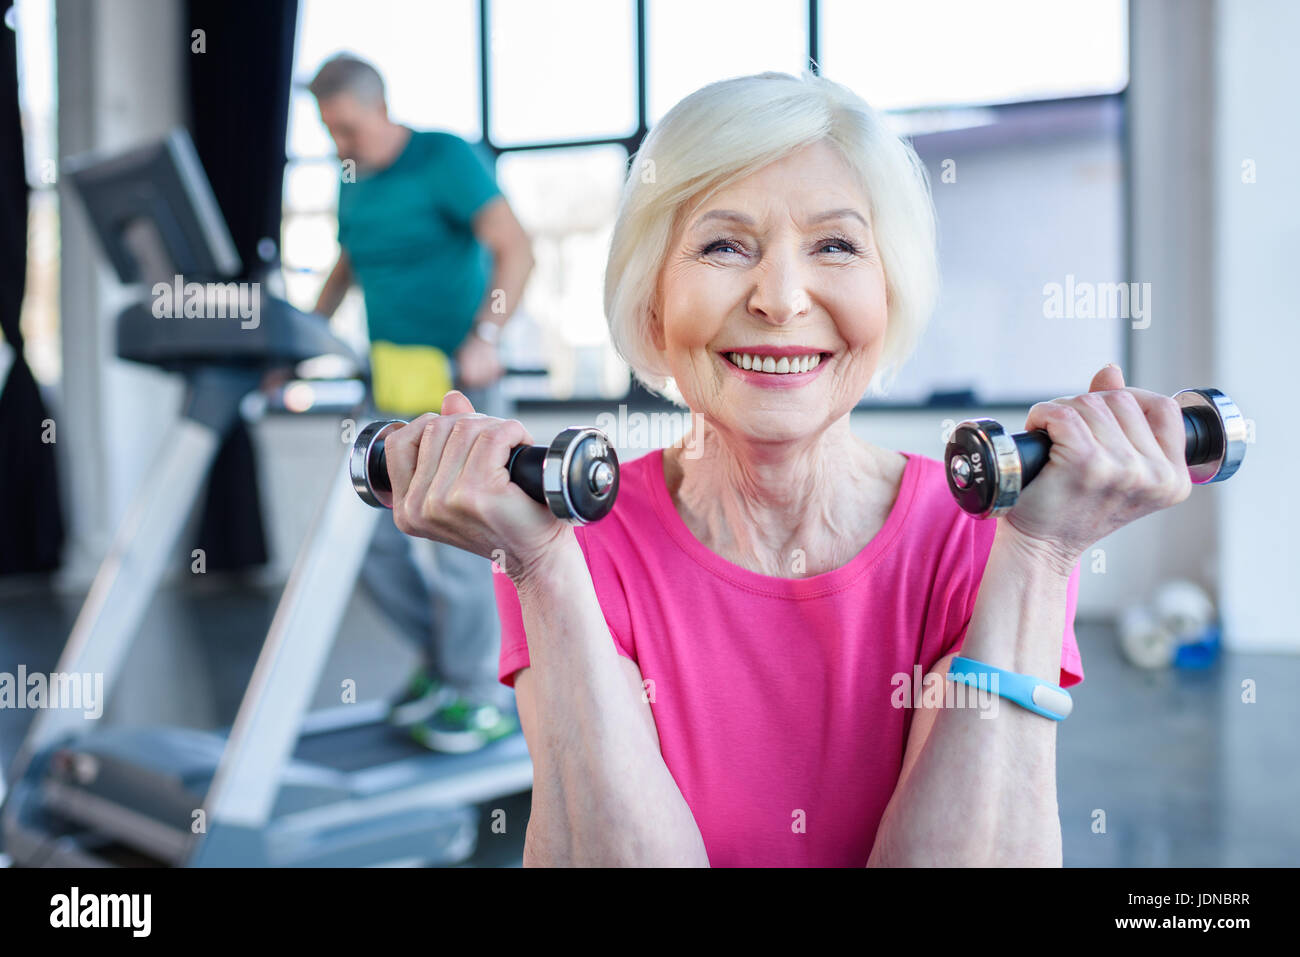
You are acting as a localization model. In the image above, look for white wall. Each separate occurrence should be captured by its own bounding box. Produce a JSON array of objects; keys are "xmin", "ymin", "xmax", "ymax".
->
[
  {"xmin": 1112, "ymin": 0, "xmax": 1220, "ymax": 622},
  {"xmin": 1211, "ymin": 0, "xmax": 1300, "ymax": 652},
  {"xmin": 908, "ymin": 108, "xmax": 1126, "ymax": 407}
]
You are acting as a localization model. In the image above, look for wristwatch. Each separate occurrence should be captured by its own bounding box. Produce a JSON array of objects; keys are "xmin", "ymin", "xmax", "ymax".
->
[{"xmin": 472, "ymin": 320, "xmax": 502, "ymax": 346}]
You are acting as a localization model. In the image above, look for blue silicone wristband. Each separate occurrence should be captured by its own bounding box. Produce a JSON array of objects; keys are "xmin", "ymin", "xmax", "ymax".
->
[{"xmin": 946, "ymin": 655, "xmax": 1073, "ymax": 720}]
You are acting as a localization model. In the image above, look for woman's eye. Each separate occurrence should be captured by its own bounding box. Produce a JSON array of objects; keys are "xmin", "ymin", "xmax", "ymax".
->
[
  {"xmin": 698, "ymin": 236, "xmax": 857, "ymax": 257},
  {"xmin": 702, "ymin": 239, "xmax": 743, "ymax": 256},
  {"xmin": 818, "ymin": 237, "xmax": 858, "ymax": 255}
]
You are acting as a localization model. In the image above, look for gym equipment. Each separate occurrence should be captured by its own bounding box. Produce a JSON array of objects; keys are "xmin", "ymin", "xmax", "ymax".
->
[
  {"xmin": 1118, "ymin": 604, "xmax": 1179, "ymax": 670},
  {"xmin": 1152, "ymin": 579, "xmax": 1216, "ymax": 643},
  {"xmin": 944, "ymin": 387, "xmax": 1247, "ymax": 518},
  {"xmin": 0, "ymin": 130, "xmax": 532, "ymax": 867},
  {"xmin": 351, "ymin": 420, "xmax": 620, "ymax": 523},
  {"xmin": 1118, "ymin": 579, "xmax": 1221, "ymax": 671}
]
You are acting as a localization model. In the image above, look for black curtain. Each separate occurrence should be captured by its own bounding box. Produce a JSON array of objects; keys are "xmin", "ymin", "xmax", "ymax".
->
[
  {"xmin": 185, "ymin": 0, "xmax": 299, "ymax": 572},
  {"xmin": 0, "ymin": 2, "xmax": 64, "ymax": 575}
]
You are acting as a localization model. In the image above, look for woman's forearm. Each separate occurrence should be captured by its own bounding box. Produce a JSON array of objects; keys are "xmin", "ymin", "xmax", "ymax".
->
[
  {"xmin": 868, "ymin": 520, "xmax": 1072, "ymax": 866},
  {"xmin": 512, "ymin": 537, "xmax": 710, "ymax": 866}
]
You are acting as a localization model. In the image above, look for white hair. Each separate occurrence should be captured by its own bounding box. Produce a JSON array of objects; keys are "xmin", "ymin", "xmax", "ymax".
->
[{"xmin": 603, "ymin": 70, "xmax": 939, "ymax": 406}]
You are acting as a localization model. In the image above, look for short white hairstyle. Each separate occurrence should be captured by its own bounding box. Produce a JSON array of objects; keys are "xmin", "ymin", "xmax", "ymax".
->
[{"xmin": 604, "ymin": 70, "xmax": 939, "ymax": 406}]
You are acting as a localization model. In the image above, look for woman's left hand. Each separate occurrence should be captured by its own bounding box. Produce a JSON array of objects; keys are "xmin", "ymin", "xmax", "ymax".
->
[{"xmin": 1000, "ymin": 363, "xmax": 1194, "ymax": 576}]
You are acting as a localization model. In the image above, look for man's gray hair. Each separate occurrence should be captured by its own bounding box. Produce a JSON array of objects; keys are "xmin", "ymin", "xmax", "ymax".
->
[{"xmin": 308, "ymin": 53, "xmax": 386, "ymax": 106}]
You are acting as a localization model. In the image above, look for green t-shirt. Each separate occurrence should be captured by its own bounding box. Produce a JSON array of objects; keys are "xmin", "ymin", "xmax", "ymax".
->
[{"xmin": 337, "ymin": 129, "xmax": 501, "ymax": 354}]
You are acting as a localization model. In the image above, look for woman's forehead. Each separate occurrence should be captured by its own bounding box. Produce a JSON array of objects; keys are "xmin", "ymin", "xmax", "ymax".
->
[
  {"xmin": 679, "ymin": 189, "xmax": 872, "ymax": 235},
  {"xmin": 678, "ymin": 146, "xmax": 869, "ymax": 229}
]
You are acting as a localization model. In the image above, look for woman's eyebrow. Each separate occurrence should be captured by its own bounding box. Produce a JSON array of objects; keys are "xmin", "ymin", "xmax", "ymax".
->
[
  {"xmin": 691, "ymin": 209, "xmax": 755, "ymax": 229},
  {"xmin": 809, "ymin": 207, "xmax": 869, "ymax": 228},
  {"xmin": 689, "ymin": 208, "xmax": 869, "ymax": 230}
]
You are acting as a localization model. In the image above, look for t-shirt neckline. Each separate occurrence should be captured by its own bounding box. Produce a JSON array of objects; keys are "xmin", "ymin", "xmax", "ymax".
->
[
  {"xmin": 356, "ymin": 126, "xmax": 417, "ymax": 181},
  {"xmin": 646, "ymin": 446, "xmax": 920, "ymax": 599}
]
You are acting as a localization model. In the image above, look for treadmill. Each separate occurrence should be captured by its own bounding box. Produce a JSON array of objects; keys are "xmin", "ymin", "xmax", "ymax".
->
[{"xmin": 0, "ymin": 129, "xmax": 532, "ymax": 867}]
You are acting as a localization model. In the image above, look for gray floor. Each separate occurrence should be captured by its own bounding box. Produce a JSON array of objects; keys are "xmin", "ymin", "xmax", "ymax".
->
[
  {"xmin": 1059, "ymin": 620, "xmax": 1299, "ymax": 866},
  {"xmin": 0, "ymin": 573, "xmax": 531, "ymax": 868},
  {"xmin": 0, "ymin": 579, "xmax": 1295, "ymax": 866}
]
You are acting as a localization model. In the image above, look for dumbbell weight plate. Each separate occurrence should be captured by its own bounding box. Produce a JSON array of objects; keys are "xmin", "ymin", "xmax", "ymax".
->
[
  {"xmin": 542, "ymin": 427, "xmax": 620, "ymax": 525},
  {"xmin": 943, "ymin": 417, "xmax": 1023, "ymax": 519},
  {"xmin": 351, "ymin": 420, "xmax": 403, "ymax": 509},
  {"xmin": 1172, "ymin": 387, "xmax": 1247, "ymax": 485}
]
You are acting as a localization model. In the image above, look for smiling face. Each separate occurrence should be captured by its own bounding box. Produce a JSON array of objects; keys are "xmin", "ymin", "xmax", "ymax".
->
[{"xmin": 653, "ymin": 139, "xmax": 889, "ymax": 444}]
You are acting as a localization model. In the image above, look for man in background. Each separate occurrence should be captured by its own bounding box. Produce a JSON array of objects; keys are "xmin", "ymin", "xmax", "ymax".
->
[{"xmin": 309, "ymin": 53, "xmax": 535, "ymax": 752}]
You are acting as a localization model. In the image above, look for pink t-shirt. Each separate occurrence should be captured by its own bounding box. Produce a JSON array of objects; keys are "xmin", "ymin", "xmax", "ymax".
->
[{"xmin": 494, "ymin": 447, "xmax": 1083, "ymax": 867}]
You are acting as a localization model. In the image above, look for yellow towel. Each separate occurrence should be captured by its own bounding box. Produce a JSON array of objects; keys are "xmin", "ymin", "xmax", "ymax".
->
[{"xmin": 369, "ymin": 340, "xmax": 454, "ymax": 417}]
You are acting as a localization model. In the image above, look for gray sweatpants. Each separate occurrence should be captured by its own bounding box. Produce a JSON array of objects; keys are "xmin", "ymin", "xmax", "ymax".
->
[{"xmin": 358, "ymin": 377, "xmax": 514, "ymax": 709}]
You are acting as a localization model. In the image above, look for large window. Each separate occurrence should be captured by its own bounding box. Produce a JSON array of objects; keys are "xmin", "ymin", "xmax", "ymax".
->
[
  {"xmin": 819, "ymin": 0, "xmax": 1127, "ymax": 111},
  {"xmin": 647, "ymin": 0, "xmax": 808, "ymax": 126},
  {"xmin": 283, "ymin": 0, "xmax": 1130, "ymax": 406},
  {"xmin": 489, "ymin": 0, "xmax": 638, "ymax": 146},
  {"xmin": 9, "ymin": 0, "xmax": 59, "ymax": 388}
]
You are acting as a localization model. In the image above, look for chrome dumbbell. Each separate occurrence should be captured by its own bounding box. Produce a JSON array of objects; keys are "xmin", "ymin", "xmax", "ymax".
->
[
  {"xmin": 351, "ymin": 420, "xmax": 620, "ymax": 524},
  {"xmin": 944, "ymin": 387, "xmax": 1247, "ymax": 519}
]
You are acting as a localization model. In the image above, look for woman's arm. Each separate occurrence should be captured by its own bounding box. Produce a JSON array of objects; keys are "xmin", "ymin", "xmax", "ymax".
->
[
  {"xmin": 512, "ymin": 534, "xmax": 711, "ymax": 867},
  {"xmin": 867, "ymin": 520, "xmax": 1072, "ymax": 867},
  {"xmin": 377, "ymin": 395, "xmax": 706, "ymax": 864},
  {"xmin": 870, "ymin": 364, "xmax": 1191, "ymax": 866}
]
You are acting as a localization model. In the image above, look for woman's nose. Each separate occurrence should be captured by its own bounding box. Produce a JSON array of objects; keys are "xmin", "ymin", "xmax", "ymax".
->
[{"xmin": 746, "ymin": 248, "xmax": 812, "ymax": 324}]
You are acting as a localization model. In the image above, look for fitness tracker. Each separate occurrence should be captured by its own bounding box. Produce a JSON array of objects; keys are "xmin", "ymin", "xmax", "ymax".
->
[
  {"xmin": 472, "ymin": 319, "xmax": 502, "ymax": 346},
  {"xmin": 945, "ymin": 655, "xmax": 1073, "ymax": 721}
]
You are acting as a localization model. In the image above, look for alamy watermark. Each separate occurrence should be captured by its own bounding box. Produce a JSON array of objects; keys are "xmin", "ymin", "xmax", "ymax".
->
[
  {"xmin": 1043, "ymin": 274, "xmax": 1151, "ymax": 329},
  {"xmin": 594, "ymin": 405, "xmax": 707, "ymax": 459},
  {"xmin": 151, "ymin": 274, "xmax": 260, "ymax": 329},
  {"xmin": 0, "ymin": 667, "xmax": 103, "ymax": 719},
  {"xmin": 890, "ymin": 664, "xmax": 1000, "ymax": 718},
  {"xmin": 50, "ymin": 887, "xmax": 151, "ymax": 937}
]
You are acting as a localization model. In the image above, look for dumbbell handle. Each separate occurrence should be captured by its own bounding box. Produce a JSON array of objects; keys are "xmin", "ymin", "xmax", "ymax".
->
[
  {"xmin": 1014, "ymin": 404, "xmax": 1225, "ymax": 488},
  {"xmin": 367, "ymin": 436, "xmax": 545, "ymax": 505}
]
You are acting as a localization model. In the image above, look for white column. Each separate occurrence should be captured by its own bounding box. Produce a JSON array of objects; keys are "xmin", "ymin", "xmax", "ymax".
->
[
  {"xmin": 1211, "ymin": 0, "xmax": 1300, "ymax": 652},
  {"xmin": 1102, "ymin": 0, "xmax": 1220, "ymax": 614},
  {"xmin": 55, "ymin": 0, "xmax": 186, "ymax": 588}
]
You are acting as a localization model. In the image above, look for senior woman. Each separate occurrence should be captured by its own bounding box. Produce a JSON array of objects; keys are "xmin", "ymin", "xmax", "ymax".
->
[{"xmin": 381, "ymin": 72, "xmax": 1193, "ymax": 867}]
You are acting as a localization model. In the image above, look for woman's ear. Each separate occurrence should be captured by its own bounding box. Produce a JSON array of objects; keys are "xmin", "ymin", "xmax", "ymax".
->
[
  {"xmin": 648, "ymin": 291, "xmax": 666, "ymax": 353},
  {"xmin": 649, "ymin": 307, "xmax": 665, "ymax": 352}
]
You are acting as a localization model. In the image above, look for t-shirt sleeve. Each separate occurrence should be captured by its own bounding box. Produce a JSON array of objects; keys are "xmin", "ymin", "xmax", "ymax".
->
[
  {"xmin": 493, "ymin": 532, "xmax": 638, "ymax": 688},
  {"xmin": 493, "ymin": 571, "xmax": 536, "ymax": 689},
  {"xmin": 434, "ymin": 134, "xmax": 502, "ymax": 228},
  {"xmin": 942, "ymin": 548, "xmax": 1085, "ymax": 689},
  {"xmin": 1059, "ymin": 561, "xmax": 1084, "ymax": 687}
]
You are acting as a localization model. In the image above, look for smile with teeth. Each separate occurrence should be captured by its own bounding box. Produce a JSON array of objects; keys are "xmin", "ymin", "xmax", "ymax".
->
[{"xmin": 724, "ymin": 352, "xmax": 826, "ymax": 374}]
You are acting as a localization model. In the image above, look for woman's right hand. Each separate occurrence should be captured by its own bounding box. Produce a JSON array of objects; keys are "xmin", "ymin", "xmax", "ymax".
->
[{"xmin": 383, "ymin": 389, "xmax": 574, "ymax": 583}]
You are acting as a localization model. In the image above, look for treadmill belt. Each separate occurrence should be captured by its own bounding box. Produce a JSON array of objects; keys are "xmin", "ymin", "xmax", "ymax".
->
[{"xmin": 293, "ymin": 721, "xmax": 530, "ymax": 776}]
